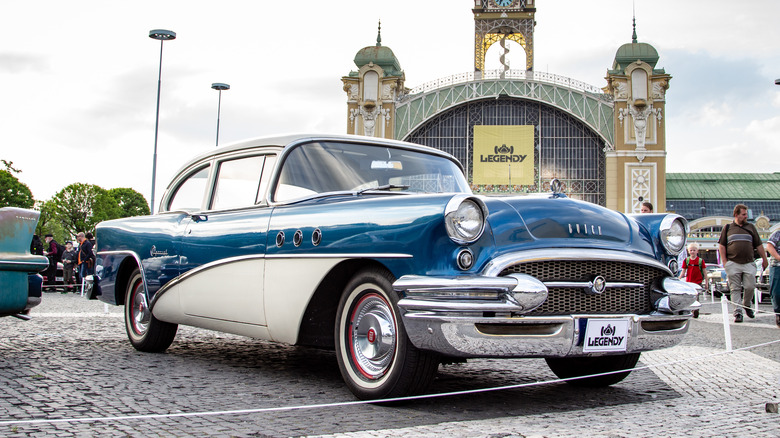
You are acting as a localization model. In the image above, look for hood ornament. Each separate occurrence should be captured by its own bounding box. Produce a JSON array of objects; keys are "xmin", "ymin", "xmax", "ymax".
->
[{"xmin": 550, "ymin": 178, "xmax": 564, "ymax": 197}]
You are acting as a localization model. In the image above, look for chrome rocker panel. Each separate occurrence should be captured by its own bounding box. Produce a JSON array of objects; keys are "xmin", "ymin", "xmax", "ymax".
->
[{"xmin": 394, "ymin": 248, "xmax": 697, "ymax": 358}]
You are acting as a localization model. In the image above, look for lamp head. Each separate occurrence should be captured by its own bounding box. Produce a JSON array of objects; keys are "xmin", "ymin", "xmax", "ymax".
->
[{"xmin": 149, "ymin": 29, "xmax": 176, "ymax": 41}]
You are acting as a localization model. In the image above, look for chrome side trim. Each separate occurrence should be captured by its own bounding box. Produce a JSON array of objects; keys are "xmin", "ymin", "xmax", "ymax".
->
[
  {"xmin": 482, "ymin": 248, "xmax": 671, "ymax": 277},
  {"xmin": 0, "ymin": 257, "xmax": 49, "ymax": 271},
  {"xmin": 150, "ymin": 252, "xmax": 414, "ymax": 309},
  {"xmin": 265, "ymin": 253, "xmax": 412, "ymax": 260}
]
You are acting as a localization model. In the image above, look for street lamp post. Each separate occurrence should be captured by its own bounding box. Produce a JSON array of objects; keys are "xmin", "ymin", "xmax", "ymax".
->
[
  {"xmin": 211, "ymin": 83, "xmax": 230, "ymax": 147},
  {"xmin": 149, "ymin": 29, "xmax": 176, "ymax": 215}
]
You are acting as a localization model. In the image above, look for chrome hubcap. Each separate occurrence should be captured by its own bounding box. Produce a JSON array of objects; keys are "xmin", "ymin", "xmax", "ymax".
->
[
  {"xmin": 349, "ymin": 293, "xmax": 396, "ymax": 379},
  {"xmin": 130, "ymin": 285, "xmax": 151, "ymax": 335}
]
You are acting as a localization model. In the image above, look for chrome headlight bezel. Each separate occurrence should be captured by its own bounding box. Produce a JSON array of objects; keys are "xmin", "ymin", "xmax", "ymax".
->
[
  {"xmin": 444, "ymin": 195, "xmax": 487, "ymax": 245},
  {"xmin": 659, "ymin": 214, "xmax": 688, "ymax": 256}
]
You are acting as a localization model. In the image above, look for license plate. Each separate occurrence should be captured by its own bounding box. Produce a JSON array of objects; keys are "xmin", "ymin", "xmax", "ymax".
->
[
  {"xmin": 583, "ymin": 318, "xmax": 629, "ymax": 353},
  {"xmin": 55, "ymin": 277, "xmax": 63, "ymax": 282}
]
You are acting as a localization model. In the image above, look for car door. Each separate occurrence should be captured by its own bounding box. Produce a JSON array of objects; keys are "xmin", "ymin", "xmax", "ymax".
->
[{"xmin": 177, "ymin": 153, "xmax": 276, "ymax": 326}]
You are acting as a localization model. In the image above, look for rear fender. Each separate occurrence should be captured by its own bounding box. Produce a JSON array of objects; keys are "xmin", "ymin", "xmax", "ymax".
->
[{"xmin": 98, "ymin": 252, "xmax": 144, "ymax": 306}]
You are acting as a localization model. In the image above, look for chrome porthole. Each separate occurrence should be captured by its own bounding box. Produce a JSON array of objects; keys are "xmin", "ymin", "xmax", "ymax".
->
[
  {"xmin": 312, "ymin": 228, "xmax": 322, "ymax": 246},
  {"xmin": 456, "ymin": 248, "xmax": 474, "ymax": 270},
  {"xmin": 275, "ymin": 231, "xmax": 285, "ymax": 247},
  {"xmin": 293, "ymin": 230, "xmax": 303, "ymax": 247}
]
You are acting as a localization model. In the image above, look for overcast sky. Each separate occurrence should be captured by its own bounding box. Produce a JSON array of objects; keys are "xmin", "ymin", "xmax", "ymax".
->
[{"xmin": 2, "ymin": 0, "xmax": 779, "ymax": 205}]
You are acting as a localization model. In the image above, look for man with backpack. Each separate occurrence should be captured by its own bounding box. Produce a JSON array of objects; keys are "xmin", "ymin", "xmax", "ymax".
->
[
  {"xmin": 718, "ymin": 204, "xmax": 769, "ymax": 323},
  {"xmin": 680, "ymin": 242, "xmax": 708, "ymax": 318}
]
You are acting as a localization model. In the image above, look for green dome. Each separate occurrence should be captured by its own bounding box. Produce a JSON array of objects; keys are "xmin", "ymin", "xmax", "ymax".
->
[
  {"xmin": 354, "ymin": 44, "xmax": 403, "ymax": 77},
  {"xmin": 610, "ymin": 19, "xmax": 660, "ymax": 74},
  {"xmin": 612, "ymin": 42, "xmax": 659, "ymax": 72}
]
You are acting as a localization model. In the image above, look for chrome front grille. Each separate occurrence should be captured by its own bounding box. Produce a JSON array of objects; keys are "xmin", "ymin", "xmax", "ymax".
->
[{"xmin": 499, "ymin": 260, "xmax": 665, "ymax": 315}]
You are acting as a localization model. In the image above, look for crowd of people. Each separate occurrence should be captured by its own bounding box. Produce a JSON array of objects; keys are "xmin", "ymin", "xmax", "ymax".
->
[
  {"xmin": 30, "ymin": 232, "xmax": 95, "ymax": 293},
  {"xmin": 664, "ymin": 203, "xmax": 779, "ymax": 328}
]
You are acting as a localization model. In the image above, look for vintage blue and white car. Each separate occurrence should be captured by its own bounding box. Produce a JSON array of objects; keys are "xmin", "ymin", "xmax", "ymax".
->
[
  {"xmin": 0, "ymin": 207, "xmax": 49, "ymax": 320},
  {"xmin": 95, "ymin": 134, "xmax": 698, "ymax": 400}
]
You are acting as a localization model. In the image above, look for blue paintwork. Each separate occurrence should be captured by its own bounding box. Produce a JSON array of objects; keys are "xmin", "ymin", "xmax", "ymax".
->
[
  {"xmin": 0, "ymin": 207, "xmax": 49, "ymax": 316},
  {"xmin": 94, "ymin": 135, "xmax": 679, "ymax": 310}
]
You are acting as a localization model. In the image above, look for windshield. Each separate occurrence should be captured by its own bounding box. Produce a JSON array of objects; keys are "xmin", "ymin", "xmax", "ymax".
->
[{"xmin": 273, "ymin": 141, "xmax": 469, "ymax": 202}]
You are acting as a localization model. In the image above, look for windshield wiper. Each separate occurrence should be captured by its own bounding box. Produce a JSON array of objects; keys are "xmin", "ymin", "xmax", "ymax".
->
[{"xmin": 356, "ymin": 184, "xmax": 410, "ymax": 195}]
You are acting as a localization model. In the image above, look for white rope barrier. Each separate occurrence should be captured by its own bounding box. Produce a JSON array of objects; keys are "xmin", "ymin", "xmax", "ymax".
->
[{"xmin": 0, "ymin": 333, "xmax": 778, "ymax": 427}]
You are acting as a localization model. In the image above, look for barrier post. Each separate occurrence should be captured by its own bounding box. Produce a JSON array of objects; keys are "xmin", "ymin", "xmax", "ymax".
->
[
  {"xmin": 754, "ymin": 289, "xmax": 760, "ymax": 317},
  {"xmin": 720, "ymin": 295, "xmax": 733, "ymax": 352}
]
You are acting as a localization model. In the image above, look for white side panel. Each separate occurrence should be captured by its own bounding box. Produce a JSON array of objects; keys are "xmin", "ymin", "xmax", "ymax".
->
[
  {"xmin": 264, "ymin": 257, "xmax": 346, "ymax": 344},
  {"xmin": 153, "ymin": 280, "xmax": 271, "ymax": 339},
  {"xmin": 179, "ymin": 258, "xmax": 266, "ymax": 326},
  {"xmin": 152, "ymin": 283, "xmax": 183, "ymax": 322}
]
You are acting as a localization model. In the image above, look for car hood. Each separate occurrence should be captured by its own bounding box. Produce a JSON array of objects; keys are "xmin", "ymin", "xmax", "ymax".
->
[{"xmin": 482, "ymin": 195, "xmax": 654, "ymax": 256}]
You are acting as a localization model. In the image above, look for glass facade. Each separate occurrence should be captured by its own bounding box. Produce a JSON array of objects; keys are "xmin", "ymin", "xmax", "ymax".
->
[
  {"xmin": 404, "ymin": 98, "xmax": 607, "ymax": 205},
  {"xmin": 666, "ymin": 200, "xmax": 780, "ymax": 222}
]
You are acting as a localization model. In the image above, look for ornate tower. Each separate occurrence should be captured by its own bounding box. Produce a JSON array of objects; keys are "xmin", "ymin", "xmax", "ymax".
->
[
  {"xmin": 603, "ymin": 19, "xmax": 671, "ymax": 213},
  {"xmin": 342, "ymin": 22, "xmax": 406, "ymax": 139},
  {"xmin": 472, "ymin": 0, "xmax": 536, "ymax": 78}
]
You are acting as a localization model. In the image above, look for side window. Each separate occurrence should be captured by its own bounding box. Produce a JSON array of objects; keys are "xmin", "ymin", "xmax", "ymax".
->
[
  {"xmin": 168, "ymin": 165, "xmax": 210, "ymax": 212},
  {"xmin": 211, "ymin": 155, "xmax": 266, "ymax": 210},
  {"xmin": 256, "ymin": 155, "xmax": 277, "ymax": 204}
]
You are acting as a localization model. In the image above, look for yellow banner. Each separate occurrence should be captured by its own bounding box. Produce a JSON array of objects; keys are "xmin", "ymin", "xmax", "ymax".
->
[{"xmin": 473, "ymin": 125, "xmax": 534, "ymax": 185}]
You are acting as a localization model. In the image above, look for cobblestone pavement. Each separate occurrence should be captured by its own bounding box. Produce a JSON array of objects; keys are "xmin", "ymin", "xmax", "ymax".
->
[{"xmin": 0, "ymin": 293, "xmax": 778, "ymax": 437}]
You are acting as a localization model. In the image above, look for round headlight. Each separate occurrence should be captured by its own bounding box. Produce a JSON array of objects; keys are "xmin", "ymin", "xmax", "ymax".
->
[
  {"xmin": 660, "ymin": 216, "xmax": 687, "ymax": 255},
  {"xmin": 445, "ymin": 197, "xmax": 486, "ymax": 244}
]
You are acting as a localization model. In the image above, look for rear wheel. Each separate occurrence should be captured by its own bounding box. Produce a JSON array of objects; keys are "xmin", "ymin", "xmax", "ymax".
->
[
  {"xmin": 124, "ymin": 268, "xmax": 177, "ymax": 352},
  {"xmin": 545, "ymin": 353, "xmax": 641, "ymax": 387},
  {"xmin": 335, "ymin": 267, "xmax": 439, "ymax": 400}
]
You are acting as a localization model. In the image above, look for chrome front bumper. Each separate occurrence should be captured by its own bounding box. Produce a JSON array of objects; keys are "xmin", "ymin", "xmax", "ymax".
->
[
  {"xmin": 394, "ymin": 267, "xmax": 698, "ymax": 358},
  {"xmin": 395, "ymin": 311, "xmax": 690, "ymax": 358}
]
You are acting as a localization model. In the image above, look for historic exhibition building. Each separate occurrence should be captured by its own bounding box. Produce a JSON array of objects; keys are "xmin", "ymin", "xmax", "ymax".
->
[{"xmin": 340, "ymin": 0, "xmax": 779, "ymax": 262}]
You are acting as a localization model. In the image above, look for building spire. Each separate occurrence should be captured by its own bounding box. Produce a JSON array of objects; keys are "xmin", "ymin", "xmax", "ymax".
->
[
  {"xmin": 376, "ymin": 20, "xmax": 382, "ymax": 46},
  {"xmin": 632, "ymin": 4, "xmax": 638, "ymax": 43}
]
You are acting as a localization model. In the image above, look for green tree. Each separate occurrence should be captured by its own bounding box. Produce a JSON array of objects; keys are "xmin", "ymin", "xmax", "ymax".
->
[
  {"xmin": 49, "ymin": 183, "xmax": 122, "ymax": 236},
  {"xmin": 0, "ymin": 160, "xmax": 34, "ymax": 208},
  {"xmin": 35, "ymin": 200, "xmax": 69, "ymax": 243},
  {"xmin": 108, "ymin": 187, "xmax": 150, "ymax": 217}
]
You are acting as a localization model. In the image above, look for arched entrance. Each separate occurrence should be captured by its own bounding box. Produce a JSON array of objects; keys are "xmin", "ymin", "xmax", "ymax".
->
[{"xmin": 404, "ymin": 96, "xmax": 608, "ymax": 205}]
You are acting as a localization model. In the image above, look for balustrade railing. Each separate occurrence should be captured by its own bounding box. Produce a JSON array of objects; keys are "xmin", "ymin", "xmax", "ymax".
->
[{"xmin": 406, "ymin": 69, "xmax": 609, "ymax": 98}]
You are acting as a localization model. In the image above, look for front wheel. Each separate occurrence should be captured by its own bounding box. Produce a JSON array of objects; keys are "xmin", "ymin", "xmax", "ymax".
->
[
  {"xmin": 545, "ymin": 353, "xmax": 641, "ymax": 387},
  {"xmin": 124, "ymin": 268, "xmax": 178, "ymax": 352},
  {"xmin": 335, "ymin": 267, "xmax": 439, "ymax": 400}
]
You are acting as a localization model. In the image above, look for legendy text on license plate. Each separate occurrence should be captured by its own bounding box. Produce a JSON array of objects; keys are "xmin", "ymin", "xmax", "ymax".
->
[{"xmin": 583, "ymin": 318, "xmax": 629, "ymax": 352}]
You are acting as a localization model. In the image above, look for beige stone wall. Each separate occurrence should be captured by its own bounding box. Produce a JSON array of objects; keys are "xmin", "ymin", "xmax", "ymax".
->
[
  {"xmin": 342, "ymin": 64, "xmax": 403, "ymax": 139},
  {"xmin": 604, "ymin": 64, "xmax": 671, "ymax": 213}
]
